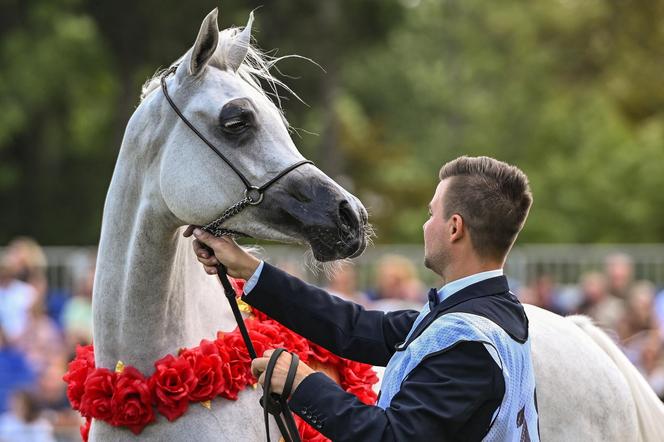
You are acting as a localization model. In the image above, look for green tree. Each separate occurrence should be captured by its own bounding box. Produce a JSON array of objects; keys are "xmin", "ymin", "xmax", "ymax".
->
[
  {"xmin": 1, "ymin": 0, "xmax": 663, "ymax": 245},
  {"xmin": 0, "ymin": 0, "xmax": 117, "ymax": 243},
  {"xmin": 336, "ymin": 0, "xmax": 664, "ymax": 243}
]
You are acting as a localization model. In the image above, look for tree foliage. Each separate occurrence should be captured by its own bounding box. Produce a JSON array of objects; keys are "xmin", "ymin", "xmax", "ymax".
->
[{"xmin": 1, "ymin": 0, "xmax": 663, "ymax": 245}]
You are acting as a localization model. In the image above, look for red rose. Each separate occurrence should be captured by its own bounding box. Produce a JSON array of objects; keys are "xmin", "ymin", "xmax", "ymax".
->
[
  {"xmin": 112, "ymin": 366, "xmax": 155, "ymax": 434},
  {"xmin": 251, "ymin": 308, "xmax": 270, "ymax": 322},
  {"xmin": 80, "ymin": 416, "xmax": 91, "ymax": 442},
  {"xmin": 63, "ymin": 345, "xmax": 96, "ymax": 410},
  {"xmin": 150, "ymin": 354, "xmax": 196, "ymax": 421},
  {"xmin": 213, "ymin": 343, "xmax": 237, "ymax": 400},
  {"xmin": 180, "ymin": 340, "xmax": 225, "ymax": 402},
  {"xmin": 311, "ymin": 343, "xmax": 340, "ymax": 365},
  {"xmin": 246, "ymin": 320, "xmax": 286, "ymax": 363},
  {"xmin": 339, "ymin": 361, "xmax": 378, "ymax": 405},
  {"xmin": 279, "ymin": 327, "xmax": 312, "ymax": 362},
  {"xmin": 217, "ymin": 332, "xmax": 252, "ymax": 399},
  {"xmin": 228, "ymin": 277, "xmax": 245, "ymax": 295},
  {"xmin": 80, "ymin": 368, "xmax": 116, "ymax": 420}
]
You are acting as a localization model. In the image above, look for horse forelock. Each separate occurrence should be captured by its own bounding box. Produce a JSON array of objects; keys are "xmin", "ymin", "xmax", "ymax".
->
[{"xmin": 139, "ymin": 26, "xmax": 305, "ymax": 128}]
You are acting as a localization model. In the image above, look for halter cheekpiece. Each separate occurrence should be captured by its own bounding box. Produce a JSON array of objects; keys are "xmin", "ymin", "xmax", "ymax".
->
[{"xmin": 159, "ymin": 65, "xmax": 313, "ymax": 237}]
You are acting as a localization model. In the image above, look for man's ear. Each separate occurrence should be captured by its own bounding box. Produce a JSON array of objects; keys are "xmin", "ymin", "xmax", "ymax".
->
[{"xmin": 449, "ymin": 214, "xmax": 465, "ymax": 242}]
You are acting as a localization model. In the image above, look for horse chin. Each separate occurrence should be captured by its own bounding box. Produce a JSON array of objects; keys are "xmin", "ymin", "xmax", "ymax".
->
[
  {"xmin": 349, "ymin": 234, "xmax": 367, "ymax": 258},
  {"xmin": 309, "ymin": 234, "xmax": 367, "ymax": 262}
]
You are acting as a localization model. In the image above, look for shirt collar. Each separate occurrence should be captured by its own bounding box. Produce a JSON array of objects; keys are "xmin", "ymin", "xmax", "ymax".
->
[{"xmin": 437, "ymin": 269, "xmax": 504, "ymax": 304}]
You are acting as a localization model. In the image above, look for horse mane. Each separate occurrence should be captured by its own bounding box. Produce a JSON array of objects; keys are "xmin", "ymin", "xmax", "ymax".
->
[{"xmin": 140, "ymin": 26, "xmax": 305, "ymax": 121}]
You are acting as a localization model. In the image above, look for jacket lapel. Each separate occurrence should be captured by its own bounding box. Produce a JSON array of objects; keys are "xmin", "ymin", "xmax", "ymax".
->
[{"xmin": 400, "ymin": 276, "xmax": 511, "ymax": 350}]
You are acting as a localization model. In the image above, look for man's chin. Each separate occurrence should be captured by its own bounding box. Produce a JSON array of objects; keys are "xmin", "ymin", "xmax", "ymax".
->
[{"xmin": 424, "ymin": 255, "xmax": 444, "ymax": 276}]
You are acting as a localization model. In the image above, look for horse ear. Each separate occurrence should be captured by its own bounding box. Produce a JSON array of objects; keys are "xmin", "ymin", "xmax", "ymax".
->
[
  {"xmin": 189, "ymin": 8, "xmax": 220, "ymax": 76},
  {"xmin": 225, "ymin": 11, "xmax": 254, "ymax": 73}
]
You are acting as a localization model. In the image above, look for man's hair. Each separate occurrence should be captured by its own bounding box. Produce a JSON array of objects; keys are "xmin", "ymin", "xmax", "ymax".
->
[{"xmin": 439, "ymin": 156, "xmax": 532, "ymax": 260}]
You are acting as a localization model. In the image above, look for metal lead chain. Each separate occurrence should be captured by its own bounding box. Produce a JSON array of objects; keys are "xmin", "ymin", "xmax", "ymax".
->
[{"xmin": 202, "ymin": 197, "xmax": 253, "ymax": 237}]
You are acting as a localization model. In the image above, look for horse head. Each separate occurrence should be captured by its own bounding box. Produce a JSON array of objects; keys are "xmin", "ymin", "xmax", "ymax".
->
[{"xmin": 148, "ymin": 9, "xmax": 368, "ymax": 261}]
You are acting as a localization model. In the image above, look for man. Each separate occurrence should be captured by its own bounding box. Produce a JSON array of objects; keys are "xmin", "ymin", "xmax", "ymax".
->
[{"xmin": 189, "ymin": 156, "xmax": 539, "ymax": 441}]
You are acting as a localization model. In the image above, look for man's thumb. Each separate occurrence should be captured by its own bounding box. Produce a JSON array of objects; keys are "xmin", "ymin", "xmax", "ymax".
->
[{"xmin": 193, "ymin": 228, "xmax": 211, "ymax": 243}]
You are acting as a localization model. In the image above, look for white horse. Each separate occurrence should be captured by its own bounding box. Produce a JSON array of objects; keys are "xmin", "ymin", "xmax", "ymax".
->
[
  {"xmin": 90, "ymin": 8, "xmax": 369, "ymax": 441},
  {"xmin": 89, "ymin": 6, "xmax": 664, "ymax": 442},
  {"xmin": 525, "ymin": 305, "xmax": 664, "ymax": 441}
]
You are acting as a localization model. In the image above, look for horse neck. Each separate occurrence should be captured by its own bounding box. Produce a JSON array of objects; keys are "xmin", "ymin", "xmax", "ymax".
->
[{"xmin": 92, "ymin": 108, "xmax": 236, "ymax": 375}]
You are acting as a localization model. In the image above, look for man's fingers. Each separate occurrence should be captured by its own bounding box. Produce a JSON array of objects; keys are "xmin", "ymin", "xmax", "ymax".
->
[
  {"xmin": 193, "ymin": 230, "xmax": 240, "ymax": 252},
  {"xmin": 193, "ymin": 240, "xmax": 211, "ymax": 258},
  {"xmin": 201, "ymin": 258, "xmax": 219, "ymax": 266},
  {"xmin": 203, "ymin": 265, "xmax": 218, "ymax": 275},
  {"xmin": 251, "ymin": 357, "xmax": 268, "ymax": 378},
  {"xmin": 189, "ymin": 229, "xmax": 255, "ymax": 279},
  {"xmin": 182, "ymin": 225, "xmax": 197, "ymax": 237},
  {"xmin": 192, "ymin": 228, "xmax": 214, "ymax": 245},
  {"xmin": 192, "ymin": 240, "xmax": 221, "ymax": 267},
  {"xmin": 197, "ymin": 255, "xmax": 219, "ymax": 266}
]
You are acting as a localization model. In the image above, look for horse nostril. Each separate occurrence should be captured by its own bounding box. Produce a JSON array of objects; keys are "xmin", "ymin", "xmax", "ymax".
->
[{"xmin": 338, "ymin": 200, "xmax": 358, "ymax": 241}]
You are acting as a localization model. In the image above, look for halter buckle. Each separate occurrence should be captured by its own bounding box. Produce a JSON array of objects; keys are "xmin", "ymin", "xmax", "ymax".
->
[{"xmin": 245, "ymin": 186, "xmax": 264, "ymax": 205}]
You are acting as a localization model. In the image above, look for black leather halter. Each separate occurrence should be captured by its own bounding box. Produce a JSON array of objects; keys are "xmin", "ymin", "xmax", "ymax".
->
[
  {"xmin": 161, "ymin": 66, "xmax": 304, "ymax": 442},
  {"xmin": 160, "ymin": 65, "xmax": 313, "ymax": 237}
]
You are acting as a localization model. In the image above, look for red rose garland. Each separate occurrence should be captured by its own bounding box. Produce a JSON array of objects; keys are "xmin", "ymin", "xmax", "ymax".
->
[
  {"xmin": 113, "ymin": 367, "xmax": 155, "ymax": 432},
  {"xmin": 64, "ymin": 280, "xmax": 378, "ymax": 441},
  {"xmin": 149, "ymin": 354, "xmax": 197, "ymax": 421}
]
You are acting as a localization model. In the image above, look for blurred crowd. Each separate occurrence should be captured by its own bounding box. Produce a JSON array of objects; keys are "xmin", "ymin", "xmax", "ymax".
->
[
  {"xmin": 516, "ymin": 253, "xmax": 664, "ymax": 400},
  {"xmin": 1, "ymin": 238, "xmax": 663, "ymax": 441},
  {"xmin": 0, "ymin": 238, "xmax": 93, "ymax": 441}
]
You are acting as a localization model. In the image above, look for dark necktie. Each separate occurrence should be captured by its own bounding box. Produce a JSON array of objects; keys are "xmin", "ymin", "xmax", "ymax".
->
[{"xmin": 427, "ymin": 288, "xmax": 439, "ymax": 310}]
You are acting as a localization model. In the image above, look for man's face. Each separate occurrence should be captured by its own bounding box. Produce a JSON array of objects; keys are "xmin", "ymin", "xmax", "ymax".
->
[{"xmin": 423, "ymin": 179, "xmax": 451, "ymax": 275}]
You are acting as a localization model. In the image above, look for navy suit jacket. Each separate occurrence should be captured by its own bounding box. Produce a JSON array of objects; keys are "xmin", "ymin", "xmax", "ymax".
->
[{"xmin": 243, "ymin": 263, "xmax": 529, "ymax": 442}]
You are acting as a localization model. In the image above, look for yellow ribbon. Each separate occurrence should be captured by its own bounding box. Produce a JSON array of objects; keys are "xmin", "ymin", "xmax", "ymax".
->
[{"xmin": 236, "ymin": 297, "xmax": 252, "ymax": 313}]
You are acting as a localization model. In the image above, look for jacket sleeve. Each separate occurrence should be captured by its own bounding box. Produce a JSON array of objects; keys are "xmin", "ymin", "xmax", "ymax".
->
[
  {"xmin": 242, "ymin": 262, "xmax": 420, "ymax": 366},
  {"xmin": 288, "ymin": 341, "xmax": 505, "ymax": 442}
]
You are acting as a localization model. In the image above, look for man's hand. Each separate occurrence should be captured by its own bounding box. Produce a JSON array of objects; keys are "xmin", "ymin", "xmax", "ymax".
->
[
  {"xmin": 183, "ymin": 226, "xmax": 261, "ymax": 280},
  {"xmin": 251, "ymin": 350, "xmax": 315, "ymax": 397}
]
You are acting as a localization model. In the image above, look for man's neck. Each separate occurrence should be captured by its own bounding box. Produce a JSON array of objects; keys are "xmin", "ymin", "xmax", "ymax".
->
[{"xmin": 441, "ymin": 256, "xmax": 504, "ymax": 286}]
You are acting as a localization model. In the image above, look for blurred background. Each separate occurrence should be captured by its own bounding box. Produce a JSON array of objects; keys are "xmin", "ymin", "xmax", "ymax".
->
[{"xmin": 1, "ymin": 0, "xmax": 664, "ymax": 440}]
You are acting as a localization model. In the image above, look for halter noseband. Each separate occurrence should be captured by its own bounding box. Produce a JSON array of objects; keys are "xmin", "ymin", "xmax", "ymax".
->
[{"xmin": 159, "ymin": 65, "xmax": 313, "ymax": 237}]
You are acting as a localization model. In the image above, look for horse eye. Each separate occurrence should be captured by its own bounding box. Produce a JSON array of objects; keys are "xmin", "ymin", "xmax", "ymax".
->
[
  {"xmin": 223, "ymin": 118, "xmax": 247, "ymax": 131},
  {"xmin": 220, "ymin": 114, "xmax": 250, "ymax": 134},
  {"xmin": 219, "ymin": 99, "xmax": 255, "ymax": 136},
  {"xmin": 219, "ymin": 104, "xmax": 254, "ymax": 135}
]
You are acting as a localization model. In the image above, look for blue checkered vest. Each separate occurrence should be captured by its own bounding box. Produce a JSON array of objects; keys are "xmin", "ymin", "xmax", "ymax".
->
[{"xmin": 377, "ymin": 308, "xmax": 539, "ymax": 441}]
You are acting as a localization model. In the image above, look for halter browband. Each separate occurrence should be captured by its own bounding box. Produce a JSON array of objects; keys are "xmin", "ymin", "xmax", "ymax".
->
[{"xmin": 160, "ymin": 65, "xmax": 313, "ymax": 236}]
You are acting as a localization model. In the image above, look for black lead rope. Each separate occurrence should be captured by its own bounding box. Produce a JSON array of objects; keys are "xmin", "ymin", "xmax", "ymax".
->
[
  {"xmin": 216, "ymin": 264, "xmax": 302, "ymax": 442},
  {"xmin": 217, "ymin": 263, "xmax": 257, "ymax": 360},
  {"xmin": 262, "ymin": 348, "xmax": 302, "ymax": 442}
]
